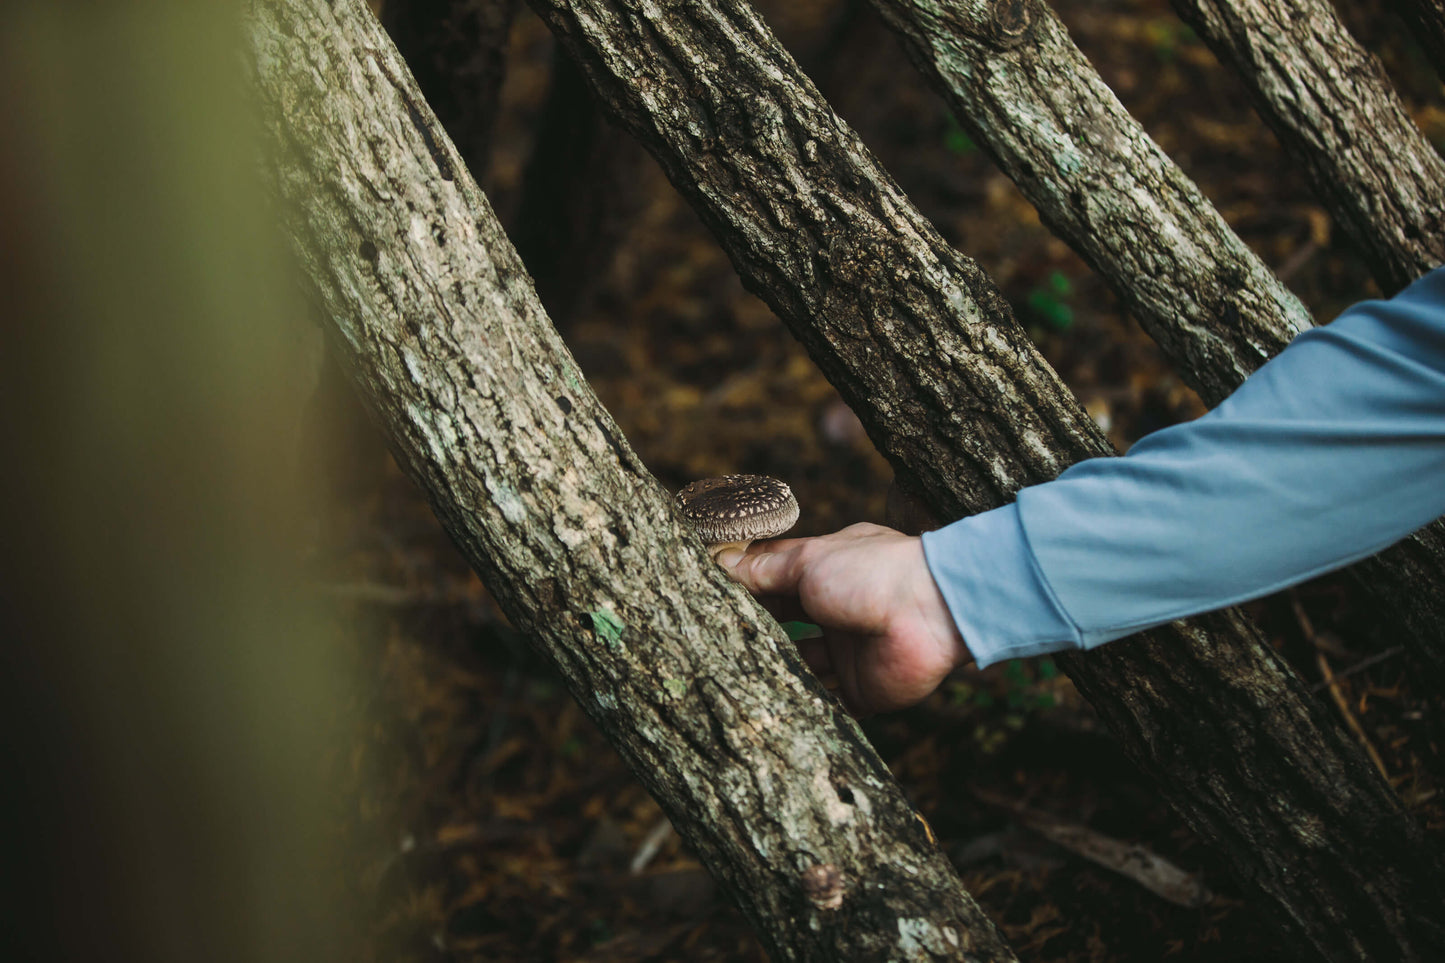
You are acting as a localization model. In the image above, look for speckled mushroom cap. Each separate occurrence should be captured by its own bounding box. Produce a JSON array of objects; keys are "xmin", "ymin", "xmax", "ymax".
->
[{"xmin": 675, "ymin": 474, "xmax": 799, "ymax": 545}]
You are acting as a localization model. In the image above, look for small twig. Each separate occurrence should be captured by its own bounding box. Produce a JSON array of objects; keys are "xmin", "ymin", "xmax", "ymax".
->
[
  {"xmin": 1289, "ymin": 593, "xmax": 1392, "ymax": 783},
  {"xmin": 1316, "ymin": 650, "xmax": 1392, "ymax": 784},
  {"xmin": 311, "ymin": 579, "xmax": 481, "ymax": 607},
  {"xmin": 971, "ymin": 788, "xmax": 1211, "ymax": 907},
  {"xmin": 313, "ymin": 580, "xmax": 434, "ymax": 604},
  {"xmin": 470, "ymin": 661, "xmax": 523, "ymax": 799},
  {"xmin": 1288, "ymin": 591, "xmax": 1352, "ymax": 657},
  {"xmin": 1308, "ymin": 646, "xmax": 1405, "ymax": 693},
  {"xmin": 1276, "ymin": 238, "xmax": 1320, "ymax": 283},
  {"xmin": 1294, "ymin": 592, "xmax": 1392, "ymax": 780},
  {"xmin": 629, "ymin": 816, "xmax": 676, "ymax": 875}
]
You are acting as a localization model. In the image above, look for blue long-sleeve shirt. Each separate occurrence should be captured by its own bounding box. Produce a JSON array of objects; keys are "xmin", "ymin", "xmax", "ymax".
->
[{"xmin": 922, "ymin": 267, "xmax": 1445, "ymax": 668}]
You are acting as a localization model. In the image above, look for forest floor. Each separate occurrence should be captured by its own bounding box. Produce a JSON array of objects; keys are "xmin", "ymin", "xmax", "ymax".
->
[{"xmin": 312, "ymin": 1, "xmax": 1445, "ymax": 960}]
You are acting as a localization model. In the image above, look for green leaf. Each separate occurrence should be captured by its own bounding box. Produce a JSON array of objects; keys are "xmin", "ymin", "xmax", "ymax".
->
[
  {"xmin": 944, "ymin": 117, "xmax": 976, "ymax": 155},
  {"xmin": 589, "ymin": 608, "xmax": 625, "ymax": 648},
  {"xmin": 1027, "ymin": 285, "xmax": 1075, "ymax": 331},
  {"xmin": 1037, "ymin": 656, "xmax": 1059, "ymax": 680},
  {"xmin": 1024, "ymin": 271, "xmax": 1076, "ymax": 332},
  {"xmin": 782, "ymin": 620, "xmax": 823, "ymax": 641}
]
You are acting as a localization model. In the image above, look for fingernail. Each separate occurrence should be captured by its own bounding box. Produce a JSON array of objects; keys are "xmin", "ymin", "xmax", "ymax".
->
[{"xmin": 714, "ymin": 548, "xmax": 744, "ymax": 569}]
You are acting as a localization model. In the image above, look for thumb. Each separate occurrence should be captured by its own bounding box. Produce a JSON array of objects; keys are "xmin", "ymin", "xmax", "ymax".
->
[{"xmin": 716, "ymin": 542, "xmax": 805, "ymax": 596}]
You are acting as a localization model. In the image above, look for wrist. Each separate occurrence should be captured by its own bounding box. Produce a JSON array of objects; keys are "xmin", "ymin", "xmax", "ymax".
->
[{"xmin": 908, "ymin": 536, "xmax": 973, "ymax": 670}]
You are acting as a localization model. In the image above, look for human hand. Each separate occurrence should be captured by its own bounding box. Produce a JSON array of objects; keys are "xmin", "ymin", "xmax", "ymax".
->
[{"xmin": 716, "ymin": 523, "xmax": 972, "ymax": 716}]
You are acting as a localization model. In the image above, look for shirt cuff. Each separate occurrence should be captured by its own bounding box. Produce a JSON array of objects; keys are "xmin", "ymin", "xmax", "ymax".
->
[{"xmin": 920, "ymin": 503, "xmax": 1082, "ymax": 668}]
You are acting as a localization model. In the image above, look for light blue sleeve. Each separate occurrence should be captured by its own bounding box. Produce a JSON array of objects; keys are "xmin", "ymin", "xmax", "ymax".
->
[{"xmin": 922, "ymin": 267, "xmax": 1445, "ymax": 668}]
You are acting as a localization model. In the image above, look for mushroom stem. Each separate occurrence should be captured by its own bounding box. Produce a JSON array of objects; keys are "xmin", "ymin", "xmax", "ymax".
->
[{"xmin": 706, "ymin": 539, "xmax": 752, "ymax": 561}]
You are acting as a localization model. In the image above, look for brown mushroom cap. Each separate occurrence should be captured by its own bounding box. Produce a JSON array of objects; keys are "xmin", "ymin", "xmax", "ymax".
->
[{"xmin": 675, "ymin": 474, "xmax": 800, "ymax": 546}]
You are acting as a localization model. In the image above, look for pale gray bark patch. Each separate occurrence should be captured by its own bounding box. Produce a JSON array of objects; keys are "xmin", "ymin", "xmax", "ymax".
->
[
  {"xmin": 1172, "ymin": 0, "xmax": 1445, "ymax": 294},
  {"xmin": 248, "ymin": 0, "xmax": 1016, "ymax": 959},
  {"xmin": 524, "ymin": 1, "xmax": 1445, "ymax": 958}
]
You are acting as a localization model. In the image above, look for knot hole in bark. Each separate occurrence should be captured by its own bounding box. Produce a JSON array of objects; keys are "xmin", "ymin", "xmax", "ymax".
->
[
  {"xmin": 800, "ymin": 862, "xmax": 845, "ymax": 911},
  {"xmin": 949, "ymin": 0, "xmax": 1039, "ymax": 50}
]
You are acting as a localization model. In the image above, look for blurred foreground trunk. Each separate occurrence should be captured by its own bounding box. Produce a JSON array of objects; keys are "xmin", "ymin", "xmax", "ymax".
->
[
  {"xmin": 248, "ymin": 1, "xmax": 1017, "ymax": 960},
  {"xmin": 522, "ymin": 1, "xmax": 1445, "ymax": 960},
  {"xmin": 2, "ymin": 4, "xmax": 350, "ymax": 961}
]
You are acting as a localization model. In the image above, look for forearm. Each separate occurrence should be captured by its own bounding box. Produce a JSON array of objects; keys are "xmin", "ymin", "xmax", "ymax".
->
[{"xmin": 925, "ymin": 267, "xmax": 1445, "ymax": 667}]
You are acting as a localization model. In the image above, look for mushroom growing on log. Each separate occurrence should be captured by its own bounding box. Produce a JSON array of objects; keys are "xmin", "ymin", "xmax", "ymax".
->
[{"xmin": 675, "ymin": 474, "xmax": 799, "ymax": 560}]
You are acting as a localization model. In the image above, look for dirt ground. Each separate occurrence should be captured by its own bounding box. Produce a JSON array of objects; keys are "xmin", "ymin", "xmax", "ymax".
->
[{"xmin": 311, "ymin": 1, "xmax": 1445, "ymax": 959}]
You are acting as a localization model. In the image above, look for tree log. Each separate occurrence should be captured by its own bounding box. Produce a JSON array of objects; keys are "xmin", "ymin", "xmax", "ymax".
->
[
  {"xmin": 869, "ymin": 0, "xmax": 1445, "ymax": 722},
  {"xmin": 248, "ymin": 1, "xmax": 1016, "ymax": 959},
  {"xmin": 523, "ymin": 0, "xmax": 1445, "ymax": 958},
  {"xmin": 868, "ymin": 0, "xmax": 1310, "ymax": 409},
  {"xmin": 1171, "ymin": 0, "xmax": 1445, "ymax": 294}
]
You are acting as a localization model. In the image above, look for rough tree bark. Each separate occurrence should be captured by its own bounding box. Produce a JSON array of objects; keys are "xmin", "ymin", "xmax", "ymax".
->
[
  {"xmin": 522, "ymin": 1, "xmax": 1445, "ymax": 959},
  {"xmin": 1388, "ymin": 0, "xmax": 1445, "ymax": 78},
  {"xmin": 379, "ymin": 0, "xmax": 520, "ymax": 180},
  {"xmin": 868, "ymin": 0, "xmax": 1445, "ymax": 698},
  {"xmin": 1171, "ymin": 0, "xmax": 1445, "ymax": 295},
  {"xmin": 248, "ymin": 1, "xmax": 1016, "ymax": 960},
  {"xmin": 869, "ymin": 0, "xmax": 1311, "ymax": 409}
]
